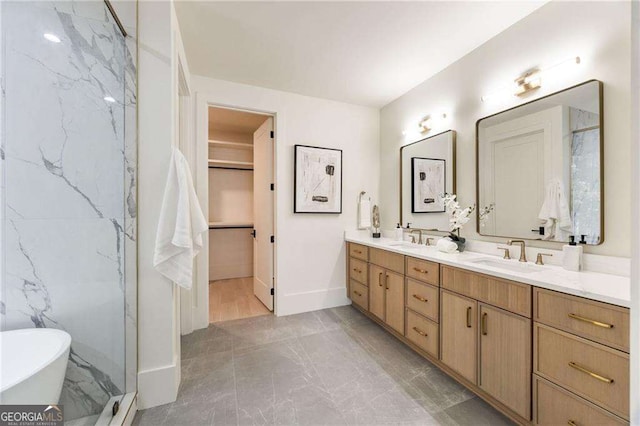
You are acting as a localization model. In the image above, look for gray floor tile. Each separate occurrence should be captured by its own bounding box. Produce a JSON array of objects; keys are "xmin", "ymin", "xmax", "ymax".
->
[
  {"xmin": 134, "ymin": 306, "xmax": 516, "ymax": 426},
  {"xmin": 443, "ymin": 397, "xmax": 514, "ymax": 426}
]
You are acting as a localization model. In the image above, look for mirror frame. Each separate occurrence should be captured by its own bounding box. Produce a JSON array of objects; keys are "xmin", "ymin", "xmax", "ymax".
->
[
  {"xmin": 475, "ymin": 79, "xmax": 604, "ymax": 244},
  {"xmin": 400, "ymin": 129, "xmax": 457, "ymax": 229}
]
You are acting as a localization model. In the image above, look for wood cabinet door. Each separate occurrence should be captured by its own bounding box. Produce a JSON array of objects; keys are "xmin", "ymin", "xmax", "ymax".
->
[
  {"xmin": 479, "ymin": 304, "xmax": 531, "ymax": 420},
  {"xmin": 369, "ymin": 264, "xmax": 386, "ymax": 321},
  {"xmin": 441, "ymin": 290, "xmax": 477, "ymax": 384},
  {"xmin": 384, "ymin": 270, "xmax": 404, "ymax": 334}
]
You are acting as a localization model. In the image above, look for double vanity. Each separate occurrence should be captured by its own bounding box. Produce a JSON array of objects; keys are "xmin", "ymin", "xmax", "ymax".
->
[{"xmin": 345, "ymin": 234, "xmax": 630, "ymax": 426}]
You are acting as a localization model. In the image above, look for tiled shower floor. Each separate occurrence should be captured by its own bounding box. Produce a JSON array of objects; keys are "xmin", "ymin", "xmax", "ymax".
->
[{"xmin": 133, "ymin": 306, "xmax": 513, "ymax": 425}]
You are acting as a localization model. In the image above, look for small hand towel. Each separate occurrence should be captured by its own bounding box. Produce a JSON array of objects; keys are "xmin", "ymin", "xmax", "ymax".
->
[
  {"xmin": 153, "ymin": 147, "xmax": 208, "ymax": 289},
  {"xmin": 358, "ymin": 199, "xmax": 372, "ymax": 229},
  {"xmin": 538, "ymin": 178, "xmax": 573, "ymax": 241},
  {"xmin": 436, "ymin": 238, "xmax": 458, "ymax": 254}
]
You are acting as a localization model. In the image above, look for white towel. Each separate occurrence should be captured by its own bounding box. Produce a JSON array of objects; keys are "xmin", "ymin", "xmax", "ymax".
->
[
  {"xmin": 437, "ymin": 238, "xmax": 458, "ymax": 254},
  {"xmin": 153, "ymin": 148, "xmax": 208, "ymax": 289},
  {"xmin": 538, "ymin": 179, "xmax": 573, "ymax": 241},
  {"xmin": 358, "ymin": 199, "xmax": 372, "ymax": 229}
]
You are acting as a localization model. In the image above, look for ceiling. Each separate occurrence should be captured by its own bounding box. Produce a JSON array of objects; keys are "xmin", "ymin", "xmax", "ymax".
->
[
  {"xmin": 208, "ymin": 107, "xmax": 269, "ymax": 134},
  {"xmin": 176, "ymin": 1, "xmax": 547, "ymax": 107}
]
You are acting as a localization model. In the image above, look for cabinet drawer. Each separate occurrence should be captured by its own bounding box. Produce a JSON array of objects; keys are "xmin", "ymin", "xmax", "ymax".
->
[
  {"xmin": 534, "ymin": 288, "xmax": 629, "ymax": 352},
  {"xmin": 350, "ymin": 280, "xmax": 369, "ymax": 310},
  {"xmin": 349, "ymin": 258, "xmax": 368, "ymax": 285},
  {"xmin": 406, "ymin": 309, "xmax": 439, "ymax": 359},
  {"xmin": 534, "ymin": 323, "xmax": 629, "ymax": 419},
  {"xmin": 406, "ymin": 257, "xmax": 440, "ymax": 286},
  {"xmin": 534, "ymin": 376, "xmax": 627, "ymax": 426},
  {"xmin": 406, "ymin": 279, "xmax": 439, "ymax": 322},
  {"xmin": 369, "ymin": 248, "xmax": 404, "ymax": 274},
  {"xmin": 442, "ymin": 266, "xmax": 531, "ymax": 317},
  {"xmin": 349, "ymin": 243, "xmax": 368, "ymax": 261}
]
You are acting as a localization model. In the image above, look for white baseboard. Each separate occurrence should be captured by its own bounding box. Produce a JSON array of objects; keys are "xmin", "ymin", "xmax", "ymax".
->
[
  {"xmin": 137, "ymin": 363, "xmax": 179, "ymax": 410},
  {"xmin": 277, "ymin": 286, "xmax": 350, "ymax": 316}
]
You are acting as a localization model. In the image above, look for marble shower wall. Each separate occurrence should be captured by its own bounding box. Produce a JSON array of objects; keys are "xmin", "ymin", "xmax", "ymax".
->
[{"xmin": 0, "ymin": 1, "xmax": 137, "ymax": 421}]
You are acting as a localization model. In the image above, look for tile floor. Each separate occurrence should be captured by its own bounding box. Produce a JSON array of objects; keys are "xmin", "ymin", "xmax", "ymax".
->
[
  {"xmin": 133, "ymin": 306, "xmax": 513, "ymax": 426},
  {"xmin": 209, "ymin": 277, "xmax": 272, "ymax": 323}
]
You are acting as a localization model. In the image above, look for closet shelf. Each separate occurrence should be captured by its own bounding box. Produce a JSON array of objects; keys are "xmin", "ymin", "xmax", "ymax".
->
[
  {"xmin": 208, "ymin": 140, "xmax": 253, "ymax": 150},
  {"xmin": 208, "ymin": 159, "xmax": 254, "ymax": 170},
  {"xmin": 209, "ymin": 221, "xmax": 254, "ymax": 229}
]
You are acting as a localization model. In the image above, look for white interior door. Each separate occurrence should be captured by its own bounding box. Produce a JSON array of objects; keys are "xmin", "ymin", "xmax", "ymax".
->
[
  {"xmin": 253, "ymin": 117, "xmax": 274, "ymax": 310},
  {"xmin": 492, "ymin": 131, "xmax": 545, "ymax": 238}
]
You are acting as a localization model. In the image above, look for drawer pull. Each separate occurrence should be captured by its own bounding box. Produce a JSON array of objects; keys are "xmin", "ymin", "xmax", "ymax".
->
[
  {"xmin": 568, "ymin": 361, "xmax": 614, "ymax": 384},
  {"xmin": 466, "ymin": 307, "xmax": 472, "ymax": 328},
  {"xmin": 568, "ymin": 421, "xmax": 578, "ymax": 426},
  {"xmin": 412, "ymin": 294, "xmax": 428, "ymax": 303},
  {"xmin": 481, "ymin": 312, "xmax": 488, "ymax": 335},
  {"xmin": 352, "ymin": 268, "xmax": 362, "ymax": 273},
  {"xmin": 353, "ymin": 290, "xmax": 363, "ymax": 297},
  {"xmin": 568, "ymin": 313, "xmax": 614, "ymax": 329},
  {"xmin": 413, "ymin": 267, "xmax": 429, "ymax": 274},
  {"xmin": 354, "ymin": 249, "xmax": 363, "ymax": 254},
  {"xmin": 412, "ymin": 326, "xmax": 428, "ymax": 337}
]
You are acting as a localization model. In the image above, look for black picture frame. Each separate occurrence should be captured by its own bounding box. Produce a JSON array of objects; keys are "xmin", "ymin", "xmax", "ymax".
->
[
  {"xmin": 411, "ymin": 157, "xmax": 446, "ymax": 213},
  {"xmin": 294, "ymin": 145, "xmax": 343, "ymax": 214}
]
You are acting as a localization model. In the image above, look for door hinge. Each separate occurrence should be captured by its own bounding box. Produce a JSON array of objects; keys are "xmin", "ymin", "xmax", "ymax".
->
[
  {"xmin": 270, "ymin": 288, "xmax": 274, "ymax": 296},
  {"xmin": 270, "ymin": 183, "xmax": 274, "ymax": 191},
  {"xmin": 270, "ymin": 130, "xmax": 274, "ymax": 138},
  {"xmin": 270, "ymin": 235, "xmax": 275, "ymax": 243}
]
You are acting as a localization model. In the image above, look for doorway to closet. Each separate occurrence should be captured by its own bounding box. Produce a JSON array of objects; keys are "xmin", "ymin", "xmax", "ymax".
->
[{"xmin": 207, "ymin": 106, "xmax": 275, "ymax": 323}]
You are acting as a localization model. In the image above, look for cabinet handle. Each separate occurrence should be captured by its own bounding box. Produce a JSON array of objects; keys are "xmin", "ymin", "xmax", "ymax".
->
[
  {"xmin": 413, "ymin": 267, "xmax": 429, "ymax": 274},
  {"xmin": 466, "ymin": 307, "xmax": 472, "ymax": 328},
  {"xmin": 352, "ymin": 268, "xmax": 362, "ymax": 273},
  {"xmin": 481, "ymin": 312, "xmax": 488, "ymax": 335},
  {"xmin": 568, "ymin": 362, "xmax": 614, "ymax": 384},
  {"xmin": 353, "ymin": 290, "xmax": 362, "ymax": 297},
  {"xmin": 568, "ymin": 421, "xmax": 578, "ymax": 426},
  {"xmin": 412, "ymin": 326, "xmax": 428, "ymax": 337},
  {"xmin": 354, "ymin": 249, "xmax": 362, "ymax": 254},
  {"xmin": 385, "ymin": 273, "xmax": 389, "ymax": 290},
  {"xmin": 568, "ymin": 313, "xmax": 613, "ymax": 329},
  {"xmin": 378, "ymin": 272, "xmax": 383, "ymax": 287},
  {"xmin": 412, "ymin": 294, "xmax": 428, "ymax": 303}
]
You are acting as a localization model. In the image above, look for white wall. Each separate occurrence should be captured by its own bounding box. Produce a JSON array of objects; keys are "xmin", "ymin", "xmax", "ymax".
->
[
  {"xmin": 192, "ymin": 76, "xmax": 380, "ymax": 317},
  {"xmin": 379, "ymin": 1, "xmax": 631, "ymax": 257},
  {"xmin": 137, "ymin": 0, "xmax": 184, "ymax": 410}
]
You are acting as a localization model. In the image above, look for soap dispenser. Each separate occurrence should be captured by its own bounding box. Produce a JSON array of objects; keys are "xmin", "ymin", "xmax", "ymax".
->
[
  {"xmin": 562, "ymin": 236, "xmax": 583, "ymax": 272},
  {"xmin": 395, "ymin": 223, "xmax": 403, "ymax": 241}
]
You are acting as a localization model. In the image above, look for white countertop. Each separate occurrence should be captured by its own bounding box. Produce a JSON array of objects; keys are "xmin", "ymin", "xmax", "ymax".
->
[{"xmin": 345, "ymin": 232, "xmax": 630, "ymax": 308}]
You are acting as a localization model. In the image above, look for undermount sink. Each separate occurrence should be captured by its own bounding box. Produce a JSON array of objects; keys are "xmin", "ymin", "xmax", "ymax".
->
[
  {"xmin": 468, "ymin": 258, "xmax": 542, "ymax": 274},
  {"xmin": 386, "ymin": 241, "xmax": 422, "ymax": 249}
]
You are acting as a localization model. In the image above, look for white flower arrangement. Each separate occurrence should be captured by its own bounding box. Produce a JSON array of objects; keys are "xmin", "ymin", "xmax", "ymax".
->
[{"xmin": 442, "ymin": 194, "xmax": 476, "ymax": 233}]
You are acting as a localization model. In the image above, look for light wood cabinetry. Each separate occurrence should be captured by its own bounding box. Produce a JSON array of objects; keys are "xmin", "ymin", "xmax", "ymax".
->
[
  {"xmin": 406, "ymin": 279, "xmax": 439, "ymax": 322},
  {"xmin": 534, "ymin": 323, "xmax": 629, "ymax": 419},
  {"xmin": 345, "ymin": 242, "xmax": 630, "ymax": 426},
  {"xmin": 441, "ymin": 290, "xmax": 477, "ymax": 383},
  {"xmin": 369, "ymin": 264, "xmax": 386, "ymax": 321},
  {"xmin": 534, "ymin": 288, "xmax": 629, "ymax": 352},
  {"xmin": 479, "ymin": 304, "xmax": 531, "ymax": 419},
  {"xmin": 406, "ymin": 309, "xmax": 439, "ymax": 358},
  {"xmin": 533, "ymin": 376, "xmax": 627, "ymax": 426},
  {"xmin": 442, "ymin": 266, "xmax": 531, "ymax": 317}
]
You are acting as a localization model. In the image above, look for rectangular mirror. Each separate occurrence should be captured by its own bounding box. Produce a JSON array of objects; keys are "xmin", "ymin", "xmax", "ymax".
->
[
  {"xmin": 477, "ymin": 80, "xmax": 603, "ymax": 244},
  {"xmin": 401, "ymin": 130, "xmax": 456, "ymax": 230}
]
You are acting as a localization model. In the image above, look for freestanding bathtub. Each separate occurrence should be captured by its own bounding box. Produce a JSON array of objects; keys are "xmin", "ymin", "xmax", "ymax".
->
[{"xmin": 0, "ymin": 328, "xmax": 72, "ymax": 404}]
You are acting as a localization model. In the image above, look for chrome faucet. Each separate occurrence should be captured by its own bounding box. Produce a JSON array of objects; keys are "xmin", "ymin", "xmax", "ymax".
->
[
  {"xmin": 409, "ymin": 229, "xmax": 423, "ymax": 244},
  {"xmin": 507, "ymin": 240, "xmax": 527, "ymax": 262}
]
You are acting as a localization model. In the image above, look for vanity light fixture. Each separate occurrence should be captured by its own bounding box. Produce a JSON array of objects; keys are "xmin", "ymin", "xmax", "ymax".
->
[
  {"xmin": 482, "ymin": 55, "xmax": 581, "ymax": 102},
  {"xmin": 418, "ymin": 113, "xmax": 446, "ymax": 134},
  {"xmin": 43, "ymin": 33, "xmax": 61, "ymax": 43}
]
